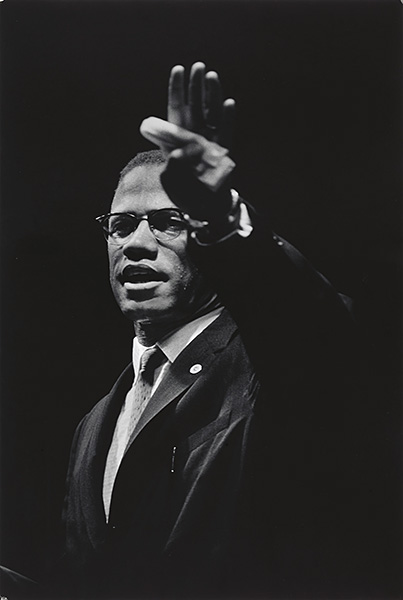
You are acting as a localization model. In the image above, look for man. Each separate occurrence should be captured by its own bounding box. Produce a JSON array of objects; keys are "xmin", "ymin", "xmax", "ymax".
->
[{"xmin": 60, "ymin": 63, "xmax": 383, "ymax": 599}]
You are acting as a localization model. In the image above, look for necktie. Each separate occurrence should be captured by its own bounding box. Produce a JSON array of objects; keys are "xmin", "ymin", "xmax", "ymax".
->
[
  {"xmin": 125, "ymin": 346, "xmax": 164, "ymax": 448},
  {"xmin": 103, "ymin": 346, "xmax": 164, "ymax": 520}
]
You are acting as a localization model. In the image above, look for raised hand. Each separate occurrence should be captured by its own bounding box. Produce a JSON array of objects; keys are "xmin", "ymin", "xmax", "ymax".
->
[
  {"xmin": 167, "ymin": 62, "xmax": 235, "ymax": 150},
  {"xmin": 140, "ymin": 62, "xmax": 237, "ymax": 226}
]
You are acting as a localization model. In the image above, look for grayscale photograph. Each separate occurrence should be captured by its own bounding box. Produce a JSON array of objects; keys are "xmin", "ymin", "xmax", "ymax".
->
[{"xmin": 1, "ymin": 1, "xmax": 401, "ymax": 599}]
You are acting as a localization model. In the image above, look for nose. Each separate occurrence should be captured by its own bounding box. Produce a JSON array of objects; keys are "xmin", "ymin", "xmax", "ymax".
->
[{"xmin": 122, "ymin": 219, "xmax": 158, "ymax": 259}]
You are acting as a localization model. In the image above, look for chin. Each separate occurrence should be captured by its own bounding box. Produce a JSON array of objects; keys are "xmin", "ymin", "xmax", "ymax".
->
[{"xmin": 120, "ymin": 298, "xmax": 180, "ymax": 324}]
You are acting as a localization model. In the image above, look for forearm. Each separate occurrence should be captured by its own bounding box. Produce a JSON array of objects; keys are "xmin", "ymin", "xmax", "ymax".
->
[{"xmin": 189, "ymin": 213, "xmax": 358, "ymax": 378}]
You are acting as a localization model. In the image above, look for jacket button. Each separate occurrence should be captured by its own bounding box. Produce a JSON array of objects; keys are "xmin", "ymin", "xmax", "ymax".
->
[{"xmin": 189, "ymin": 363, "xmax": 202, "ymax": 374}]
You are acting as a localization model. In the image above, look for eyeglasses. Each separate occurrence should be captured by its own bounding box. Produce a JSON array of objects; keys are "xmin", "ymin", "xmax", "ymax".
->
[{"xmin": 95, "ymin": 209, "xmax": 189, "ymax": 245}]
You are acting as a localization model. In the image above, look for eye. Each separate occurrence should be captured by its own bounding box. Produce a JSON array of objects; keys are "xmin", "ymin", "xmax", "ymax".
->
[
  {"xmin": 151, "ymin": 211, "xmax": 186, "ymax": 236},
  {"xmin": 108, "ymin": 215, "xmax": 134, "ymax": 238}
]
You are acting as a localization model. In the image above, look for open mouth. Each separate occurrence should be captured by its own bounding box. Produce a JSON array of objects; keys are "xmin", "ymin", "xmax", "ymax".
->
[{"xmin": 119, "ymin": 265, "xmax": 167, "ymax": 287}]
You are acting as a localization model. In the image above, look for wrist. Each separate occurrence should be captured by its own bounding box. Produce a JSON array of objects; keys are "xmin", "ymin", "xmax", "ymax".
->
[
  {"xmin": 188, "ymin": 189, "xmax": 245, "ymax": 246},
  {"xmin": 160, "ymin": 158, "xmax": 233, "ymax": 221}
]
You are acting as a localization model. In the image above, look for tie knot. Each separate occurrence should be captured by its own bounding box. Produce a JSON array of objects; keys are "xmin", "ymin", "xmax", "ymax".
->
[{"xmin": 139, "ymin": 346, "xmax": 164, "ymax": 382}]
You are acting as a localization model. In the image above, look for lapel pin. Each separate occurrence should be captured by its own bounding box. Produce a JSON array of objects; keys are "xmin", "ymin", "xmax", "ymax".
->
[{"xmin": 189, "ymin": 363, "xmax": 202, "ymax": 374}]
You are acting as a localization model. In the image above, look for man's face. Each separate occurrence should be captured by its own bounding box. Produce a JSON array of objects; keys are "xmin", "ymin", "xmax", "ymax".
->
[{"xmin": 108, "ymin": 163, "xmax": 203, "ymax": 326}]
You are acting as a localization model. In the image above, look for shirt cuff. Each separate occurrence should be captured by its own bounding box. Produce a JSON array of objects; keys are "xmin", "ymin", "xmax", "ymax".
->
[{"xmin": 190, "ymin": 189, "xmax": 254, "ymax": 246}]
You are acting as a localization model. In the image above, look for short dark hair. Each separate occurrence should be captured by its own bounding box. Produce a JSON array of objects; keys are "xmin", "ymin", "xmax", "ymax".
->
[{"xmin": 119, "ymin": 149, "xmax": 166, "ymax": 182}]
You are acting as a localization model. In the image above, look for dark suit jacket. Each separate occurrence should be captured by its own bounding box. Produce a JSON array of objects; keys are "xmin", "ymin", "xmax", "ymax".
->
[
  {"xmin": 61, "ymin": 224, "xmax": 387, "ymax": 599},
  {"xmin": 62, "ymin": 309, "xmax": 260, "ymax": 598}
]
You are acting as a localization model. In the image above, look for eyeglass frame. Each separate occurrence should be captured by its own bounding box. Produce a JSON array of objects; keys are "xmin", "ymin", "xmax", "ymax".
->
[{"xmin": 95, "ymin": 208, "xmax": 208, "ymax": 245}]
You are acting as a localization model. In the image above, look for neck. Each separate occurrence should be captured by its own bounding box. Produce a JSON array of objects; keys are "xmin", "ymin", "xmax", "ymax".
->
[
  {"xmin": 133, "ymin": 291, "xmax": 222, "ymax": 346},
  {"xmin": 133, "ymin": 320, "xmax": 179, "ymax": 347}
]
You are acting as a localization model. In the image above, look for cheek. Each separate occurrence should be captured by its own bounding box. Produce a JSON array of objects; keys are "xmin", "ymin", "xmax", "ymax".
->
[
  {"xmin": 107, "ymin": 250, "xmax": 121, "ymax": 290},
  {"xmin": 171, "ymin": 253, "xmax": 199, "ymax": 290},
  {"xmin": 107, "ymin": 247, "xmax": 115, "ymax": 269}
]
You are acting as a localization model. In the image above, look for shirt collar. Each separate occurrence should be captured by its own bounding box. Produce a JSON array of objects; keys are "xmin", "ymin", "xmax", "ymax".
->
[{"xmin": 132, "ymin": 306, "xmax": 223, "ymax": 374}]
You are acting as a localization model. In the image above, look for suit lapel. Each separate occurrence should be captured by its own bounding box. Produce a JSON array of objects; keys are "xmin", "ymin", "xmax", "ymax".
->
[
  {"xmin": 77, "ymin": 364, "xmax": 134, "ymax": 546},
  {"xmin": 125, "ymin": 309, "xmax": 238, "ymax": 451},
  {"xmin": 79, "ymin": 309, "xmax": 238, "ymax": 546}
]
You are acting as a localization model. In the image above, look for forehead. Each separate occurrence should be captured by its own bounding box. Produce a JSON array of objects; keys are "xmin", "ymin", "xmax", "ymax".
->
[{"xmin": 111, "ymin": 164, "xmax": 176, "ymax": 213}]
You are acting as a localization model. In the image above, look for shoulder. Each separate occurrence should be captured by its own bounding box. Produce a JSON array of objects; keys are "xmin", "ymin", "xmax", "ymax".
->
[{"xmin": 71, "ymin": 364, "xmax": 133, "ymax": 444}]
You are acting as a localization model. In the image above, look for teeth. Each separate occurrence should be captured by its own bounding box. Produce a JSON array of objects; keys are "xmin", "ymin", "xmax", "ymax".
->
[
  {"xmin": 121, "ymin": 268, "xmax": 163, "ymax": 285},
  {"xmin": 125, "ymin": 275, "xmax": 156, "ymax": 283}
]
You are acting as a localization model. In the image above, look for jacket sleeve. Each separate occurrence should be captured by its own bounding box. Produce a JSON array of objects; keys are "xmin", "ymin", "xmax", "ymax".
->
[
  {"xmin": 189, "ymin": 214, "xmax": 358, "ymax": 381},
  {"xmin": 189, "ymin": 209, "xmax": 390, "ymax": 596}
]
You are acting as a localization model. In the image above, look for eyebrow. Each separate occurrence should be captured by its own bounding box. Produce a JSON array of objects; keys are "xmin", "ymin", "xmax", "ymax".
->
[{"xmin": 105, "ymin": 209, "xmax": 185, "ymax": 217}]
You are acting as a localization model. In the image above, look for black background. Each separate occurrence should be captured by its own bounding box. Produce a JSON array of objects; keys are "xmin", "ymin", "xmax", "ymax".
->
[{"xmin": 1, "ymin": 0, "xmax": 401, "ymax": 589}]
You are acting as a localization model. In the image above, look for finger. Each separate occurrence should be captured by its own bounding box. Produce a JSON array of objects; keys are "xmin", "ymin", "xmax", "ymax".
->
[
  {"xmin": 205, "ymin": 71, "xmax": 223, "ymax": 130},
  {"xmin": 220, "ymin": 98, "xmax": 236, "ymax": 150},
  {"xmin": 170, "ymin": 141, "xmax": 204, "ymax": 164},
  {"xmin": 168, "ymin": 65, "xmax": 186, "ymax": 127},
  {"xmin": 140, "ymin": 117, "xmax": 202, "ymax": 154},
  {"xmin": 189, "ymin": 62, "xmax": 206, "ymax": 133}
]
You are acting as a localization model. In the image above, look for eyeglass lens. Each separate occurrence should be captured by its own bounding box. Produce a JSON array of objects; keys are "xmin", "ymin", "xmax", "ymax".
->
[{"xmin": 104, "ymin": 210, "xmax": 187, "ymax": 244}]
